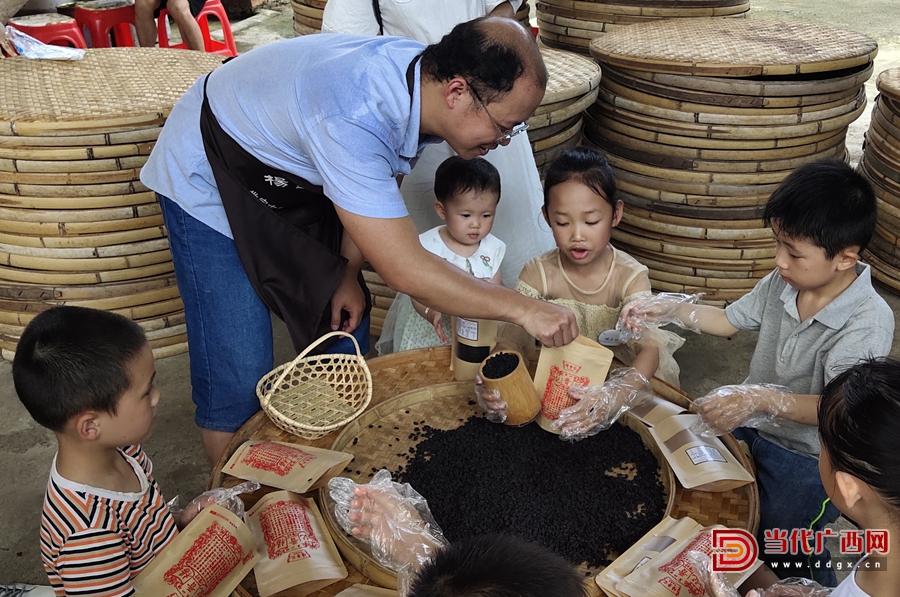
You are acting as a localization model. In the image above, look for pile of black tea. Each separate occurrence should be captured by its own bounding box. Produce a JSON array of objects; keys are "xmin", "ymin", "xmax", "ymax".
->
[
  {"xmin": 396, "ymin": 417, "xmax": 666, "ymax": 567},
  {"xmin": 481, "ymin": 352, "xmax": 519, "ymax": 379}
]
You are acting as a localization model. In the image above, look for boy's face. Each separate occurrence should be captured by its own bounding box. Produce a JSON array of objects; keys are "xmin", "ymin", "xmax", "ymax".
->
[
  {"xmin": 99, "ymin": 344, "xmax": 159, "ymax": 446},
  {"xmin": 772, "ymin": 223, "xmax": 856, "ymax": 291},
  {"xmin": 435, "ymin": 189, "xmax": 499, "ymax": 247}
]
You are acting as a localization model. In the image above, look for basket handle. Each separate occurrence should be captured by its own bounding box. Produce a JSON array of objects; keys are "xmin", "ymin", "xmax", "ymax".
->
[{"xmin": 261, "ymin": 331, "xmax": 362, "ymax": 408}]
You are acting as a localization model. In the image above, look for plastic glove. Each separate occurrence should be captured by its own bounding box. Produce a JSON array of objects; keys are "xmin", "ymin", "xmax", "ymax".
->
[
  {"xmin": 746, "ymin": 578, "xmax": 832, "ymax": 596},
  {"xmin": 616, "ymin": 292, "xmax": 704, "ymax": 340},
  {"xmin": 168, "ymin": 480, "xmax": 260, "ymax": 527},
  {"xmin": 691, "ymin": 384, "xmax": 796, "ymax": 436},
  {"xmin": 685, "ymin": 551, "xmax": 742, "ymax": 597},
  {"xmin": 554, "ymin": 368, "xmax": 651, "ymax": 441},
  {"xmin": 474, "ymin": 373, "xmax": 508, "ymax": 424},
  {"xmin": 329, "ymin": 470, "xmax": 447, "ymax": 592}
]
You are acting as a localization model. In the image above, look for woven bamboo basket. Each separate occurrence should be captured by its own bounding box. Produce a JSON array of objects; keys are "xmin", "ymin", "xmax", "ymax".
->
[{"xmin": 257, "ymin": 331, "xmax": 373, "ymax": 440}]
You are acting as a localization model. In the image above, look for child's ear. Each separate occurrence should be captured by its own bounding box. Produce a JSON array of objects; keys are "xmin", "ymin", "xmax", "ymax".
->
[
  {"xmin": 612, "ymin": 200, "xmax": 624, "ymax": 227},
  {"xmin": 434, "ymin": 200, "xmax": 447, "ymax": 221},
  {"xmin": 73, "ymin": 412, "xmax": 102, "ymax": 441},
  {"xmin": 834, "ymin": 246, "xmax": 860, "ymax": 272},
  {"xmin": 835, "ymin": 471, "xmax": 865, "ymax": 510}
]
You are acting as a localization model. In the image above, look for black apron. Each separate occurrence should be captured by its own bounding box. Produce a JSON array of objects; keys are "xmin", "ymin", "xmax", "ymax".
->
[
  {"xmin": 197, "ymin": 57, "xmax": 418, "ymax": 353},
  {"xmin": 199, "ymin": 78, "xmax": 368, "ymax": 353}
]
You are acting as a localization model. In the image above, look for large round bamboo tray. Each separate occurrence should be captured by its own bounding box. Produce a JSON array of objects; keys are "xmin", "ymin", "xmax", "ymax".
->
[
  {"xmin": 589, "ymin": 19, "xmax": 877, "ymax": 77},
  {"xmin": 859, "ymin": 69, "xmax": 900, "ymax": 294},
  {"xmin": 291, "ymin": 0, "xmax": 324, "ymax": 34},
  {"xmin": 536, "ymin": 0, "xmax": 749, "ymax": 55},
  {"xmin": 320, "ymin": 382, "xmax": 677, "ymax": 589},
  {"xmin": 528, "ymin": 47, "xmax": 600, "ymax": 174},
  {"xmin": 0, "ymin": 48, "xmax": 221, "ymax": 360},
  {"xmin": 210, "ymin": 346, "xmax": 759, "ymax": 597}
]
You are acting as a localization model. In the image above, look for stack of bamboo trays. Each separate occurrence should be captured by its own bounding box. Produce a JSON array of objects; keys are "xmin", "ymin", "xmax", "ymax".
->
[
  {"xmin": 362, "ymin": 268, "xmax": 395, "ymax": 337},
  {"xmin": 292, "ymin": 0, "xmax": 324, "ymax": 35},
  {"xmin": 860, "ymin": 68, "xmax": 900, "ymax": 294},
  {"xmin": 585, "ymin": 19, "xmax": 876, "ymax": 305},
  {"xmin": 537, "ymin": 0, "xmax": 750, "ymax": 56},
  {"xmin": 0, "ymin": 48, "xmax": 222, "ymax": 360},
  {"xmin": 528, "ymin": 47, "xmax": 601, "ymax": 175},
  {"xmin": 293, "ymin": 1, "xmax": 532, "ymax": 36}
]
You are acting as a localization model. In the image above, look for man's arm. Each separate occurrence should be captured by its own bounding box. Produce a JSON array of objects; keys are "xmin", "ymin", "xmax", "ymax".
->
[{"xmin": 336, "ymin": 206, "xmax": 578, "ymax": 346}]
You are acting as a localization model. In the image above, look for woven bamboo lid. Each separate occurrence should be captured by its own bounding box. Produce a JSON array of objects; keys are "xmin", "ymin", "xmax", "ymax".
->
[
  {"xmin": 589, "ymin": 19, "xmax": 878, "ymax": 77},
  {"xmin": 9, "ymin": 13, "xmax": 76, "ymax": 25},
  {"xmin": 0, "ymin": 48, "xmax": 222, "ymax": 135},
  {"xmin": 540, "ymin": 47, "xmax": 601, "ymax": 104},
  {"xmin": 877, "ymin": 68, "xmax": 900, "ymax": 102}
]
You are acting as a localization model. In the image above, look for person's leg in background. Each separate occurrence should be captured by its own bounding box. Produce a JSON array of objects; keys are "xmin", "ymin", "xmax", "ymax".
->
[
  {"xmin": 733, "ymin": 428, "xmax": 840, "ymax": 587},
  {"xmin": 160, "ymin": 194, "xmax": 272, "ymax": 465},
  {"xmin": 134, "ymin": 0, "xmax": 162, "ymax": 47},
  {"xmin": 166, "ymin": 0, "xmax": 204, "ymax": 51}
]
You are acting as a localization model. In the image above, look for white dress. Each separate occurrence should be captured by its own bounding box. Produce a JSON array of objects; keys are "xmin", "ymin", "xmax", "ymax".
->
[
  {"xmin": 322, "ymin": 0, "xmax": 554, "ymax": 286},
  {"xmin": 376, "ymin": 226, "xmax": 506, "ymax": 354}
]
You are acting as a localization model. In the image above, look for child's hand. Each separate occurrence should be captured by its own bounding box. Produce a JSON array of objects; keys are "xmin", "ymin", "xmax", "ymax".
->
[
  {"xmin": 618, "ymin": 292, "xmax": 704, "ymax": 337},
  {"xmin": 329, "ymin": 470, "xmax": 447, "ymax": 576},
  {"xmin": 554, "ymin": 368, "xmax": 650, "ymax": 440},
  {"xmin": 691, "ymin": 384, "xmax": 794, "ymax": 436},
  {"xmin": 474, "ymin": 373, "xmax": 508, "ymax": 423},
  {"xmin": 170, "ymin": 481, "xmax": 260, "ymax": 528},
  {"xmin": 425, "ymin": 307, "xmax": 449, "ymax": 344}
]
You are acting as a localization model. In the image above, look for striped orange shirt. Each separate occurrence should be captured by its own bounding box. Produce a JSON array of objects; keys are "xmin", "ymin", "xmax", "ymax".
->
[{"xmin": 40, "ymin": 445, "xmax": 178, "ymax": 596}]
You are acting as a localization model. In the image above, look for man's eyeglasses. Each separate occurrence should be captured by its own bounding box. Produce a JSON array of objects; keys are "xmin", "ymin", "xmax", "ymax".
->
[{"xmin": 467, "ymin": 81, "xmax": 529, "ymax": 145}]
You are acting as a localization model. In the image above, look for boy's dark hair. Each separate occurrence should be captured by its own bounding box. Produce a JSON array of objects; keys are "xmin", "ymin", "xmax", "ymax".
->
[
  {"xmin": 543, "ymin": 146, "xmax": 618, "ymax": 212},
  {"xmin": 13, "ymin": 306, "xmax": 148, "ymax": 432},
  {"xmin": 421, "ymin": 17, "xmax": 547, "ymax": 105},
  {"xmin": 434, "ymin": 156, "xmax": 501, "ymax": 204},
  {"xmin": 763, "ymin": 159, "xmax": 876, "ymax": 258},
  {"xmin": 819, "ymin": 357, "xmax": 900, "ymax": 508},
  {"xmin": 408, "ymin": 534, "xmax": 587, "ymax": 597}
]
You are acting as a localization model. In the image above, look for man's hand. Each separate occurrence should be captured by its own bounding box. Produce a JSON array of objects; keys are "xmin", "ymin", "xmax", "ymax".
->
[
  {"xmin": 519, "ymin": 300, "xmax": 578, "ymax": 347},
  {"xmin": 330, "ymin": 270, "xmax": 366, "ymax": 333}
]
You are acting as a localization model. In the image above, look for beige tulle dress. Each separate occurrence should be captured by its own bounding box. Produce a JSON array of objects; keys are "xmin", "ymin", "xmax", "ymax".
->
[{"xmin": 497, "ymin": 246, "xmax": 683, "ymax": 386}]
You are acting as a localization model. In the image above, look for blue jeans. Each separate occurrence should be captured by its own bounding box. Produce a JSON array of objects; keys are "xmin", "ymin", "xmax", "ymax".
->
[
  {"xmin": 733, "ymin": 428, "xmax": 839, "ymax": 587},
  {"xmin": 160, "ymin": 195, "xmax": 369, "ymax": 432}
]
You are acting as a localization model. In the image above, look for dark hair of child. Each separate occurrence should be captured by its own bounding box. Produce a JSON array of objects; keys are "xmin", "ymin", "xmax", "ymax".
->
[
  {"xmin": 818, "ymin": 357, "xmax": 900, "ymax": 509},
  {"xmin": 542, "ymin": 146, "xmax": 617, "ymax": 213},
  {"xmin": 763, "ymin": 158, "xmax": 876, "ymax": 258},
  {"xmin": 408, "ymin": 533, "xmax": 588, "ymax": 597},
  {"xmin": 13, "ymin": 306, "xmax": 148, "ymax": 432},
  {"xmin": 434, "ymin": 156, "xmax": 501, "ymax": 205}
]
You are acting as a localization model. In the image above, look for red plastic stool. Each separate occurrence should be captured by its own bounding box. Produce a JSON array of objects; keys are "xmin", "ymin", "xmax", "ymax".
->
[
  {"xmin": 8, "ymin": 13, "xmax": 87, "ymax": 48},
  {"xmin": 157, "ymin": 0, "xmax": 236, "ymax": 57},
  {"xmin": 74, "ymin": 0, "xmax": 136, "ymax": 48}
]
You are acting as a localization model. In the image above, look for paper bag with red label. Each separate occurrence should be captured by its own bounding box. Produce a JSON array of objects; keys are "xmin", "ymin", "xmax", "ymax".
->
[
  {"xmin": 615, "ymin": 521, "xmax": 761, "ymax": 597},
  {"xmin": 246, "ymin": 490, "xmax": 348, "ymax": 596},
  {"xmin": 649, "ymin": 414, "xmax": 754, "ymax": 492},
  {"xmin": 224, "ymin": 440, "xmax": 353, "ymax": 494},
  {"xmin": 132, "ymin": 504, "xmax": 257, "ymax": 597},
  {"xmin": 532, "ymin": 335, "xmax": 614, "ymax": 433}
]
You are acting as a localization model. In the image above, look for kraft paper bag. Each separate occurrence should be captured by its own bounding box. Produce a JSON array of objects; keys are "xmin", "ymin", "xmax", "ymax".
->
[
  {"xmin": 650, "ymin": 414, "xmax": 754, "ymax": 492},
  {"xmin": 246, "ymin": 490, "xmax": 348, "ymax": 596},
  {"xmin": 133, "ymin": 504, "xmax": 257, "ymax": 597},
  {"xmin": 532, "ymin": 335, "xmax": 614, "ymax": 433},
  {"xmin": 224, "ymin": 439, "xmax": 353, "ymax": 494},
  {"xmin": 628, "ymin": 394, "xmax": 687, "ymax": 428}
]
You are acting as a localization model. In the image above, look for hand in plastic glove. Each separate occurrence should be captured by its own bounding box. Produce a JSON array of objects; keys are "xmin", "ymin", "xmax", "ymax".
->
[
  {"xmin": 687, "ymin": 551, "xmax": 831, "ymax": 597},
  {"xmin": 685, "ymin": 551, "xmax": 741, "ymax": 597},
  {"xmin": 691, "ymin": 384, "xmax": 795, "ymax": 436},
  {"xmin": 169, "ymin": 481, "xmax": 260, "ymax": 528},
  {"xmin": 554, "ymin": 368, "xmax": 650, "ymax": 441},
  {"xmin": 474, "ymin": 373, "xmax": 507, "ymax": 424},
  {"xmin": 617, "ymin": 292, "xmax": 704, "ymax": 339},
  {"xmin": 745, "ymin": 579, "xmax": 832, "ymax": 596},
  {"xmin": 329, "ymin": 470, "xmax": 447, "ymax": 592}
]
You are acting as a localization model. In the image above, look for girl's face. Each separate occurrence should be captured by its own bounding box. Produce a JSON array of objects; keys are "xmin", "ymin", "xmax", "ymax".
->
[
  {"xmin": 435, "ymin": 189, "xmax": 499, "ymax": 247},
  {"xmin": 544, "ymin": 179, "xmax": 623, "ymax": 267}
]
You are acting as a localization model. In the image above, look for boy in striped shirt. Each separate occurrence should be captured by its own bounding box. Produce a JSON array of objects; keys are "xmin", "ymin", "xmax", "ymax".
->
[{"xmin": 13, "ymin": 307, "xmax": 183, "ymax": 596}]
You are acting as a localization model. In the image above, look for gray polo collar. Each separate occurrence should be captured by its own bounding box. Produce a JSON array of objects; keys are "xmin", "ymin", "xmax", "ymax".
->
[{"xmin": 779, "ymin": 262, "xmax": 872, "ymax": 329}]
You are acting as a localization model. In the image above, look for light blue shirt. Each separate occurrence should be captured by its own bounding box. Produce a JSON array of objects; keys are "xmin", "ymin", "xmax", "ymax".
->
[{"xmin": 140, "ymin": 34, "xmax": 433, "ymax": 239}]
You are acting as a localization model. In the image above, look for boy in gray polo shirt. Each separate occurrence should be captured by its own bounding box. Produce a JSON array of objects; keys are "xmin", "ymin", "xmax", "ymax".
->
[{"xmin": 620, "ymin": 159, "xmax": 894, "ymax": 585}]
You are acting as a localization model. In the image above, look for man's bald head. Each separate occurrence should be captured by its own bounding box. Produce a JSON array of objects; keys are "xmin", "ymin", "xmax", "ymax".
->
[{"xmin": 421, "ymin": 16, "xmax": 547, "ymax": 104}]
